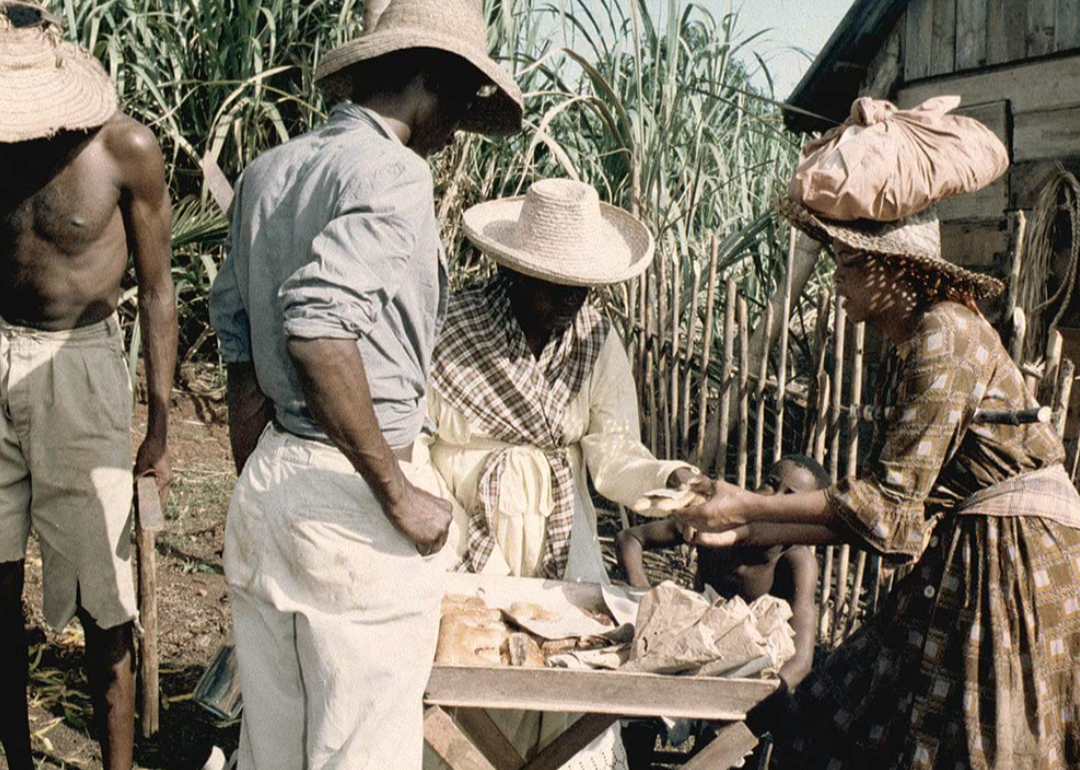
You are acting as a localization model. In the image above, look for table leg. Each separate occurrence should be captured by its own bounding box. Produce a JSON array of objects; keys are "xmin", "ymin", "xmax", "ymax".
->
[
  {"xmin": 425, "ymin": 706, "xmax": 501, "ymax": 770},
  {"xmin": 520, "ymin": 713, "xmax": 618, "ymax": 770},
  {"xmin": 453, "ymin": 708, "xmax": 525, "ymax": 770},
  {"xmin": 681, "ymin": 722, "xmax": 758, "ymax": 770}
]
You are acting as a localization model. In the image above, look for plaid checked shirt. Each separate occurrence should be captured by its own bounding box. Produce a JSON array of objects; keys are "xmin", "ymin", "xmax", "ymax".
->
[{"xmin": 429, "ymin": 275, "xmax": 609, "ymax": 578}]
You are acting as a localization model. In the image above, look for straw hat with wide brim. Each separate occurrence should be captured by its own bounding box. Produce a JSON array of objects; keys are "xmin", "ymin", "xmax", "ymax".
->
[
  {"xmin": 464, "ymin": 179, "xmax": 655, "ymax": 287},
  {"xmin": 0, "ymin": 3, "xmax": 117, "ymax": 143},
  {"xmin": 778, "ymin": 194, "xmax": 1005, "ymax": 300},
  {"xmin": 314, "ymin": 0, "xmax": 522, "ymax": 136}
]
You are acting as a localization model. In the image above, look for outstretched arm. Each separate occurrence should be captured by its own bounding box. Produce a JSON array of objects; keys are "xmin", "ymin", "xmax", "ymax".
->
[
  {"xmin": 614, "ymin": 518, "xmax": 683, "ymax": 587},
  {"xmin": 116, "ymin": 116, "xmax": 177, "ymax": 502},
  {"xmin": 675, "ymin": 480, "xmax": 843, "ymax": 548}
]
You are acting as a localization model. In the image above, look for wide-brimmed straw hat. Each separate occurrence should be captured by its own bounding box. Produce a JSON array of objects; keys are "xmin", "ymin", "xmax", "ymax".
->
[
  {"xmin": 314, "ymin": 0, "xmax": 522, "ymax": 136},
  {"xmin": 0, "ymin": 2, "xmax": 117, "ymax": 143},
  {"xmin": 777, "ymin": 195, "xmax": 1005, "ymax": 299},
  {"xmin": 463, "ymin": 179, "xmax": 655, "ymax": 287}
]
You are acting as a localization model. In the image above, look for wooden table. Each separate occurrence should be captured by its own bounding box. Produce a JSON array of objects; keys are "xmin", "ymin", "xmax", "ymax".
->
[{"xmin": 422, "ymin": 574, "xmax": 776, "ymax": 770}]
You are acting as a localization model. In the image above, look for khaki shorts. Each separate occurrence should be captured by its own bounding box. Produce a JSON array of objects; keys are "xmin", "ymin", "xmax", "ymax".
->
[{"xmin": 0, "ymin": 315, "xmax": 137, "ymax": 631}]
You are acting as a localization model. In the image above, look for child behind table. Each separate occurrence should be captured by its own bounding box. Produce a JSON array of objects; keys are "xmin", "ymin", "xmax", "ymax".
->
[{"xmin": 615, "ymin": 455, "xmax": 826, "ymax": 768}]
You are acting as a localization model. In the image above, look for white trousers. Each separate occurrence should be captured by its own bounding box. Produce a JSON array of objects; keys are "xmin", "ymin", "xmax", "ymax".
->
[{"xmin": 225, "ymin": 426, "xmax": 443, "ymax": 770}]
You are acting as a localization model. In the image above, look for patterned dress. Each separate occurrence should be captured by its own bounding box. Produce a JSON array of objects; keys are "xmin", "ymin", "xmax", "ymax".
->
[{"xmin": 773, "ymin": 302, "xmax": 1080, "ymax": 770}]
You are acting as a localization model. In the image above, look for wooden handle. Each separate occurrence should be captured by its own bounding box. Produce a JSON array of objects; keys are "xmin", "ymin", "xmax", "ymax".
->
[
  {"xmin": 971, "ymin": 406, "xmax": 1052, "ymax": 425},
  {"xmin": 858, "ymin": 404, "xmax": 1051, "ymax": 425},
  {"xmin": 136, "ymin": 476, "xmax": 165, "ymax": 532}
]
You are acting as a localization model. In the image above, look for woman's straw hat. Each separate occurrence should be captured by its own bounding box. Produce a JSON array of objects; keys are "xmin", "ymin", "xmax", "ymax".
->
[
  {"xmin": 0, "ymin": 2, "xmax": 117, "ymax": 143},
  {"xmin": 464, "ymin": 179, "xmax": 655, "ymax": 287},
  {"xmin": 314, "ymin": 0, "xmax": 522, "ymax": 136},
  {"xmin": 778, "ymin": 195, "xmax": 1005, "ymax": 299}
]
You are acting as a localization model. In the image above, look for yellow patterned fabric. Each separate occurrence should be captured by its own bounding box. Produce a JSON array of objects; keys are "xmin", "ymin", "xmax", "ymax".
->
[{"xmin": 775, "ymin": 302, "xmax": 1080, "ymax": 770}]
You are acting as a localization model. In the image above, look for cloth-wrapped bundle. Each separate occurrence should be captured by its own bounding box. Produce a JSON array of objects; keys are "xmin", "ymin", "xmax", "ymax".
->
[{"xmin": 790, "ymin": 95, "xmax": 1009, "ymax": 222}]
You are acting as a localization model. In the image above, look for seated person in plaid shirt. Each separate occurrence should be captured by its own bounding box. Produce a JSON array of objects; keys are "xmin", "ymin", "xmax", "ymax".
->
[{"xmin": 423, "ymin": 179, "xmax": 696, "ymax": 770}]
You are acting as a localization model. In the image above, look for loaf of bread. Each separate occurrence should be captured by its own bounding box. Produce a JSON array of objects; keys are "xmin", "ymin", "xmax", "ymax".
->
[
  {"xmin": 502, "ymin": 632, "xmax": 545, "ymax": 668},
  {"xmin": 435, "ymin": 611, "xmax": 511, "ymax": 666},
  {"xmin": 436, "ymin": 595, "xmax": 547, "ymax": 667},
  {"xmin": 507, "ymin": 602, "xmax": 562, "ymax": 624}
]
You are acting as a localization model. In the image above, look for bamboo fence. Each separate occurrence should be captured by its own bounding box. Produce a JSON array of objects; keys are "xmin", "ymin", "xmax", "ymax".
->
[{"xmin": 616, "ymin": 210, "xmax": 1079, "ymax": 647}]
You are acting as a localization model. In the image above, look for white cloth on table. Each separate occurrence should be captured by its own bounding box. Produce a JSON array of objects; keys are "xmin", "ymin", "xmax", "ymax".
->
[{"xmin": 226, "ymin": 425, "xmax": 444, "ymax": 770}]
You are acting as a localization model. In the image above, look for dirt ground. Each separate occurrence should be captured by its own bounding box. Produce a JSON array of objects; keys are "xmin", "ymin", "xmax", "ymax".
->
[{"xmin": 7, "ymin": 365, "xmax": 695, "ymax": 770}]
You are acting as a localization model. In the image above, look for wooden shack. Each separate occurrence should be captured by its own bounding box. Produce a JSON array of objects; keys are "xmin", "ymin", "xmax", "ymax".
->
[{"xmin": 784, "ymin": 0, "xmax": 1080, "ymax": 282}]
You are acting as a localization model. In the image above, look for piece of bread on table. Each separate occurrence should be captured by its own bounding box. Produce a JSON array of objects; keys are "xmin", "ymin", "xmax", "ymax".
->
[
  {"xmin": 502, "ymin": 632, "xmax": 545, "ymax": 667},
  {"xmin": 436, "ymin": 612, "xmax": 512, "ymax": 666}
]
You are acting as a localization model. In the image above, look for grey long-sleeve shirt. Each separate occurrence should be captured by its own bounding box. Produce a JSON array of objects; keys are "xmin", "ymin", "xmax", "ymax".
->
[{"xmin": 209, "ymin": 104, "xmax": 447, "ymax": 448}]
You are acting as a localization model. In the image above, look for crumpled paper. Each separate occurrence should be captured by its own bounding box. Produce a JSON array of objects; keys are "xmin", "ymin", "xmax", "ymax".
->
[
  {"xmin": 620, "ymin": 581, "xmax": 796, "ymax": 678},
  {"xmin": 545, "ymin": 644, "xmax": 631, "ymax": 671},
  {"xmin": 502, "ymin": 603, "xmax": 631, "ymax": 644}
]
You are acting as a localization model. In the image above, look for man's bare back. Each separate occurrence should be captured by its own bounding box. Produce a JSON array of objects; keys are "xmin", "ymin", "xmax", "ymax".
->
[{"xmin": 0, "ymin": 112, "xmax": 168, "ymax": 330}]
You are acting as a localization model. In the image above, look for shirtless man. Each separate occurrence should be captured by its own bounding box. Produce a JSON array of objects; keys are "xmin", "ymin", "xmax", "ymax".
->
[{"xmin": 0, "ymin": 5, "xmax": 176, "ymax": 769}]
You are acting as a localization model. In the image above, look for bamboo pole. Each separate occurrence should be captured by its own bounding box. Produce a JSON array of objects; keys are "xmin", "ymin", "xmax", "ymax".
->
[
  {"xmin": 670, "ymin": 249, "xmax": 682, "ymax": 461},
  {"xmin": 845, "ymin": 551, "xmax": 868, "ymax": 636},
  {"xmin": 694, "ymin": 237, "xmax": 721, "ymax": 466},
  {"xmin": 753, "ymin": 305, "xmax": 774, "ymax": 489},
  {"xmin": 1042, "ymin": 330, "xmax": 1065, "ymax": 403},
  {"xmin": 819, "ymin": 296, "xmax": 848, "ymax": 643},
  {"xmin": 637, "ymin": 267, "xmax": 648, "ymax": 387},
  {"xmin": 736, "ymin": 296, "xmax": 750, "ymax": 489},
  {"xmin": 715, "ymin": 279, "xmax": 737, "ymax": 479},
  {"xmin": 658, "ymin": 249, "xmax": 672, "ymax": 459},
  {"xmin": 772, "ymin": 228, "xmax": 796, "ymax": 465},
  {"xmin": 1010, "ymin": 307, "xmax": 1027, "ymax": 365},
  {"xmin": 813, "ymin": 374, "xmax": 830, "ymax": 464},
  {"xmin": 867, "ymin": 345, "xmax": 895, "ymax": 616},
  {"xmin": 804, "ymin": 290, "xmax": 832, "ymax": 455},
  {"xmin": 834, "ymin": 322, "xmax": 865, "ymax": 644},
  {"xmin": 681, "ymin": 266, "xmax": 702, "ymax": 458},
  {"xmin": 1005, "ymin": 210, "xmax": 1028, "ymax": 360},
  {"xmin": 1053, "ymin": 358, "xmax": 1075, "ymax": 438},
  {"xmin": 645, "ymin": 266, "xmax": 659, "ymax": 456},
  {"xmin": 815, "ymin": 372, "xmax": 834, "ymax": 643},
  {"xmin": 828, "ymin": 298, "xmax": 848, "ymax": 482}
]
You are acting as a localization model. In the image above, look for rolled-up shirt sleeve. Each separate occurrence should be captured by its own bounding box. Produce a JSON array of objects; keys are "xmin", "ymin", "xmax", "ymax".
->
[
  {"xmin": 581, "ymin": 333, "xmax": 695, "ymax": 509},
  {"xmin": 827, "ymin": 311, "xmax": 983, "ymax": 563},
  {"xmin": 209, "ymin": 184, "xmax": 253, "ymax": 364},
  {"xmin": 280, "ymin": 158, "xmax": 432, "ymax": 340}
]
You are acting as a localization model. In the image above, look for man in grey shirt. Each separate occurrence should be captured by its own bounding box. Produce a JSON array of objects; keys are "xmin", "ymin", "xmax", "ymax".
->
[{"xmin": 208, "ymin": 0, "xmax": 521, "ymax": 766}]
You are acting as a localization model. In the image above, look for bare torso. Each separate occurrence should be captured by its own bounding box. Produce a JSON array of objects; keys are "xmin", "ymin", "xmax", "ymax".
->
[
  {"xmin": 695, "ymin": 544, "xmax": 795, "ymax": 603},
  {"xmin": 0, "ymin": 113, "xmax": 147, "ymax": 330}
]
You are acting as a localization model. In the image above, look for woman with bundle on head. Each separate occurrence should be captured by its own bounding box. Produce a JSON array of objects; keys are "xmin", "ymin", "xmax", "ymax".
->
[{"xmin": 672, "ymin": 98, "xmax": 1080, "ymax": 769}]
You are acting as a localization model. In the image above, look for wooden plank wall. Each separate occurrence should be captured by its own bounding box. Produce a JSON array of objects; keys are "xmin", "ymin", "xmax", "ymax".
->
[
  {"xmin": 855, "ymin": 0, "xmax": 1080, "ymax": 277},
  {"xmin": 904, "ymin": 0, "xmax": 1080, "ymax": 79},
  {"xmin": 890, "ymin": 53, "xmax": 1080, "ymax": 273}
]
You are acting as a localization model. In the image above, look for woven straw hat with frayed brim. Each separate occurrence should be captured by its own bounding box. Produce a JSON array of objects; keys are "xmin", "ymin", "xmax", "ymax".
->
[
  {"xmin": 463, "ymin": 179, "xmax": 655, "ymax": 287},
  {"xmin": 777, "ymin": 194, "xmax": 1005, "ymax": 299},
  {"xmin": 314, "ymin": 0, "xmax": 522, "ymax": 136},
  {"xmin": 0, "ymin": 2, "xmax": 117, "ymax": 143}
]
